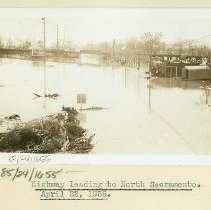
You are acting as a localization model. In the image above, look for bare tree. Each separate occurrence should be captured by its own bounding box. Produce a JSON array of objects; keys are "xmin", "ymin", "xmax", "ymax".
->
[
  {"xmin": 139, "ymin": 32, "xmax": 165, "ymax": 56},
  {"xmin": 0, "ymin": 37, "xmax": 3, "ymax": 48}
]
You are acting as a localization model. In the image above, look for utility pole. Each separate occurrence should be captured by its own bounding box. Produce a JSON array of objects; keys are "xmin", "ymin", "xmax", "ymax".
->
[
  {"xmin": 112, "ymin": 39, "xmax": 115, "ymax": 60},
  {"xmin": 124, "ymin": 53, "xmax": 127, "ymax": 88},
  {"xmin": 42, "ymin": 17, "xmax": 47, "ymax": 101},
  {"xmin": 42, "ymin": 17, "xmax": 46, "ymax": 54},
  {"xmin": 63, "ymin": 30, "xmax": 66, "ymax": 48},
  {"xmin": 56, "ymin": 24, "xmax": 59, "ymax": 50}
]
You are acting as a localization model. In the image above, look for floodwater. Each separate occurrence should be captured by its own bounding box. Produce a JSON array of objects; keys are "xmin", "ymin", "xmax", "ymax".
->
[{"xmin": 0, "ymin": 57, "xmax": 211, "ymax": 155}]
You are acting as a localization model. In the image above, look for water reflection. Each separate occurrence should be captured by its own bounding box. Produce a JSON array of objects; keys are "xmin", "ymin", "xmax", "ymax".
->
[
  {"xmin": 124, "ymin": 65, "xmax": 127, "ymax": 88},
  {"xmin": 148, "ymin": 78, "xmax": 152, "ymax": 114},
  {"xmin": 80, "ymin": 54, "xmax": 102, "ymax": 66},
  {"xmin": 150, "ymin": 77, "xmax": 211, "ymax": 90},
  {"xmin": 0, "ymin": 58, "xmax": 211, "ymax": 154},
  {"xmin": 32, "ymin": 61, "xmax": 44, "ymax": 67},
  {"xmin": 205, "ymin": 88, "xmax": 211, "ymax": 105},
  {"xmin": 149, "ymin": 77, "xmax": 211, "ymax": 106},
  {"xmin": 43, "ymin": 59, "xmax": 47, "ymax": 110}
]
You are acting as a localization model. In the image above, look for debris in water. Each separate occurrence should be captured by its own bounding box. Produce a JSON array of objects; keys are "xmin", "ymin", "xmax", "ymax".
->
[
  {"xmin": 47, "ymin": 64, "xmax": 55, "ymax": 68},
  {"xmin": 80, "ymin": 106, "xmax": 109, "ymax": 111},
  {"xmin": 33, "ymin": 93, "xmax": 60, "ymax": 99},
  {"xmin": 45, "ymin": 93, "xmax": 60, "ymax": 99},
  {"xmin": 33, "ymin": 93, "xmax": 42, "ymax": 97}
]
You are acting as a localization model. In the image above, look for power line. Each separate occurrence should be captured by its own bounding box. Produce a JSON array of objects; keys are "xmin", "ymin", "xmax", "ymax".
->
[{"xmin": 191, "ymin": 34, "xmax": 211, "ymax": 41}]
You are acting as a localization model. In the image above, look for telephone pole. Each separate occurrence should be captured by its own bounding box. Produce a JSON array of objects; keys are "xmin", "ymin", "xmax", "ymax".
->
[
  {"xmin": 63, "ymin": 31, "xmax": 66, "ymax": 48},
  {"xmin": 42, "ymin": 17, "xmax": 47, "ymax": 101},
  {"xmin": 111, "ymin": 39, "xmax": 115, "ymax": 66},
  {"xmin": 56, "ymin": 24, "xmax": 59, "ymax": 50},
  {"xmin": 42, "ymin": 17, "xmax": 46, "ymax": 54},
  {"xmin": 112, "ymin": 39, "xmax": 115, "ymax": 59}
]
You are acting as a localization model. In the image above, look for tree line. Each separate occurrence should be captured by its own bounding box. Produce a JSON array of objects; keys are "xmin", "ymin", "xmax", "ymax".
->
[{"xmin": 1, "ymin": 32, "xmax": 211, "ymax": 59}]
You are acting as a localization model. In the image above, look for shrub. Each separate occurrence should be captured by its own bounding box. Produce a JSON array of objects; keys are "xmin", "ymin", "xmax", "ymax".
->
[
  {"xmin": 0, "ymin": 126, "xmax": 42, "ymax": 152},
  {"xmin": 0, "ymin": 108, "xmax": 94, "ymax": 154},
  {"xmin": 29, "ymin": 138, "xmax": 63, "ymax": 153}
]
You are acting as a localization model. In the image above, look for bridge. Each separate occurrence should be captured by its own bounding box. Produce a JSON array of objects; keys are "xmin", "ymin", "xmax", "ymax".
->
[
  {"xmin": 79, "ymin": 50, "xmax": 110, "ymax": 65},
  {"xmin": 79, "ymin": 49, "xmax": 109, "ymax": 55}
]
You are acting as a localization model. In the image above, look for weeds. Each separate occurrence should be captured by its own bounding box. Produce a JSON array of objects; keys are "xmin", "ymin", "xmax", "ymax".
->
[{"xmin": 0, "ymin": 108, "xmax": 94, "ymax": 153}]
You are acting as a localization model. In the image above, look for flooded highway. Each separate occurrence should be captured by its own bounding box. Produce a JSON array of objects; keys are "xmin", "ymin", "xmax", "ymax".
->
[{"xmin": 0, "ymin": 58, "xmax": 211, "ymax": 154}]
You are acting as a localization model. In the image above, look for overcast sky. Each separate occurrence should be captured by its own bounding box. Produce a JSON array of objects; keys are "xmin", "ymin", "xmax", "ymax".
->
[{"xmin": 0, "ymin": 8, "xmax": 211, "ymax": 46}]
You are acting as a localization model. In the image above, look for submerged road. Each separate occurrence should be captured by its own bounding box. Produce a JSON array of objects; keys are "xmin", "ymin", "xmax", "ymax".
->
[{"xmin": 0, "ymin": 58, "xmax": 211, "ymax": 154}]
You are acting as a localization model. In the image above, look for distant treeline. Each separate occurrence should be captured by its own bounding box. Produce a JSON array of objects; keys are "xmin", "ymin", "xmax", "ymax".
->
[
  {"xmin": 81, "ymin": 32, "xmax": 211, "ymax": 64},
  {"xmin": 1, "ymin": 32, "xmax": 211, "ymax": 66},
  {"xmin": 0, "ymin": 48, "xmax": 79, "ymax": 62}
]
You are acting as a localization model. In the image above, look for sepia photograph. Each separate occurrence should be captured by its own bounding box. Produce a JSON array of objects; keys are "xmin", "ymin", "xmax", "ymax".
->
[{"xmin": 0, "ymin": 8, "xmax": 211, "ymax": 155}]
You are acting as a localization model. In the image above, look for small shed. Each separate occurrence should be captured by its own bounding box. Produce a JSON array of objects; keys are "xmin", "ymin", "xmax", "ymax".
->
[{"xmin": 182, "ymin": 65, "xmax": 211, "ymax": 81}]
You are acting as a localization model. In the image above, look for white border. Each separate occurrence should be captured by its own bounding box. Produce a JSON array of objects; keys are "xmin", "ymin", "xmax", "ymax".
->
[{"xmin": 1, "ymin": 153, "xmax": 211, "ymax": 165}]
